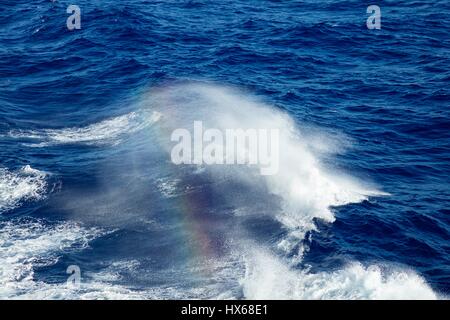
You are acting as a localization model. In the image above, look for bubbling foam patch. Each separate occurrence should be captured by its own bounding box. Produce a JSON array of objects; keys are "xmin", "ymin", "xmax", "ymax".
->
[
  {"xmin": 0, "ymin": 165, "xmax": 48, "ymax": 214},
  {"xmin": 0, "ymin": 219, "xmax": 156, "ymax": 300},
  {"xmin": 0, "ymin": 219, "xmax": 103, "ymax": 299}
]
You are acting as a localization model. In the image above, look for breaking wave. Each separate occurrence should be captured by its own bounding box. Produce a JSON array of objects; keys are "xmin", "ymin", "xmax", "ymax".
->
[
  {"xmin": 143, "ymin": 84, "xmax": 438, "ymax": 300},
  {"xmin": 241, "ymin": 248, "xmax": 438, "ymax": 300},
  {"xmin": 148, "ymin": 84, "xmax": 387, "ymax": 254}
]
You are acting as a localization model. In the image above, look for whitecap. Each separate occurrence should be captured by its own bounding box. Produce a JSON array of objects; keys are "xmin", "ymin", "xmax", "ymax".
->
[
  {"xmin": 241, "ymin": 248, "xmax": 438, "ymax": 300},
  {"xmin": 0, "ymin": 219, "xmax": 103, "ymax": 299},
  {"xmin": 0, "ymin": 165, "xmax": 48, "ymax": 214}
]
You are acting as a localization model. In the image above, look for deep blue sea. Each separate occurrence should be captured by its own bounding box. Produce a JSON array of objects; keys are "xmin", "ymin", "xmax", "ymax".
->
[{"xmin": 0, "ymin": 0, "xmax": 449, "ymax": 299}]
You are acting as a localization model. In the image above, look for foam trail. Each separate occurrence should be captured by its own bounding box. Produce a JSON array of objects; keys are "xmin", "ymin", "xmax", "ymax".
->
[
  {"xmin": 0, "ymin": 219, "xmax": 153, "ymax": 300},
  {"xmin": 0, "ymin": 165, "xmax": 47, "ymax": 214},
  {"xmin": 8, "ymin": 111, "xmax": 161, "ymax": 147}
]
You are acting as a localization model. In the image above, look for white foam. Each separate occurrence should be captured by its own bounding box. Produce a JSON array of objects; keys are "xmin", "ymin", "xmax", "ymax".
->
[
  {"xmin": 0, "ymin": 219, "xmax": 159, "ymax": 300},
  {"xmin": 0, "ymin": 219, "xmax": 103, "ymax": 299},
  {"xmin": 241, "ymin": 248, "xmax": 438, "ymax": 300},
  {"xmin": 9, "ymin": 111, "xmax": 162, "ymax": 147},
  {"xmin": 0, "ymin": 165, "xmax": 48, "ymax": 213},
  {"xmin": 156, "ymin": 177, "xmax": 181, "ymax": 198}
]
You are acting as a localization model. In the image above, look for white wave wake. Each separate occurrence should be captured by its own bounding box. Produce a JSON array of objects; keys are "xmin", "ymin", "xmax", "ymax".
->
[
  {"xmin": 0, "ymin": 219, "xmax": 149, "ymax": 300},
  {"xmin": 0, "ymin": 165, "xmax": 48, "ymax": 214},
  {"xmin": 8, "ymin": 111, "xmax": 161, "ymax": 147}
]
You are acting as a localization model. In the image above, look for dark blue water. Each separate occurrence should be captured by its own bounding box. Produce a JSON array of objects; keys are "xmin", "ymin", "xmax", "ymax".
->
[{"xmin": 0, "ymin": 0, "xmax": 449, "ymax": 299}]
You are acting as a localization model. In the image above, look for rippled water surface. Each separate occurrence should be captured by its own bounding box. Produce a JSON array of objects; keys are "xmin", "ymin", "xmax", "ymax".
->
[{"xmin": 0, "ymin": 0, "xmax": 449, "ymax": 299}]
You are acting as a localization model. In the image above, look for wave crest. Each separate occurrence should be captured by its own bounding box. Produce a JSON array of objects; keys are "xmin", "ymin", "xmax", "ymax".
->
[{"xmin": 8, "ymin": 111, "xmax": 162, "ymax": 147}]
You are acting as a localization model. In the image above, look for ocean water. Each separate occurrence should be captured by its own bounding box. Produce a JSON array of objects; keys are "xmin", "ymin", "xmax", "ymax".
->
[{"xmin": 0, "ymin": 0, "xmax": 449, "ymax": 299}]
